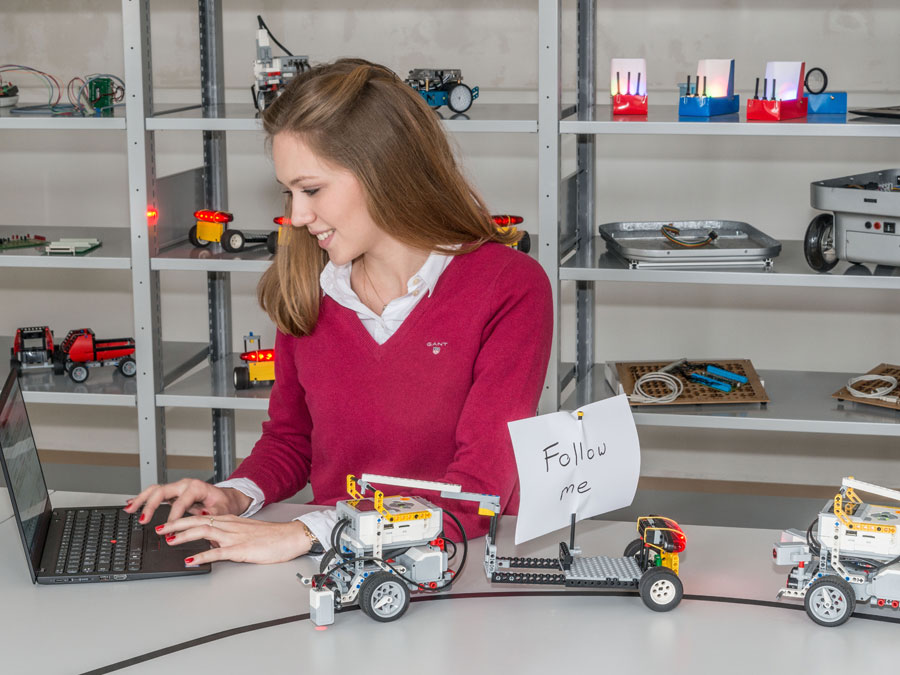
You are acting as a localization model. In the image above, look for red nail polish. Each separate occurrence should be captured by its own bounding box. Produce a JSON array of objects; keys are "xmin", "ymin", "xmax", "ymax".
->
[
  {"xmin": 155, "ymin": 525, "xmax": 164, "ymax": 532},
  {"xmin": 166, "ymin": 535, "xmax": 175, "ymax": 542},
  {"xmin": 139, "ymin": 514, "xmax": 146, "ymax": 523},
  {"xmin": 201, "ymin": 510, "xmax": 209, "ymax": 516},
  {"xmin": 184, "ymin": 557, "xmax": 194, "ymax": 564}
]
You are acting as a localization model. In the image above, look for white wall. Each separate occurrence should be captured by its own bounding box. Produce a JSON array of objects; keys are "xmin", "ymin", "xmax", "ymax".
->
[{"xmin": 1, "ymin": 1, "xmax": 898, "ymax": 485}]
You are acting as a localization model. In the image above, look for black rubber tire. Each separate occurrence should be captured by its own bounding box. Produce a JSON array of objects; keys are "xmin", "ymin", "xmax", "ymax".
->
[
  {"xmin": 266, "ymin": 231, "xmax": 279, "ymax": 255},
  {"xmin": 446, "ymin": 83, "xmax": 474, "ymax": 113},
  {"xmin": 221, "ymin": 229, "xmax": 245, "ymax": 253},
  {"xmin": 623, "ymin": 538, "xmax": 643, "ymax": 558},
  {"xmin": 804, "ymin": 576, "xmax": 856, "ymax": 627},
  {"xmin": 52, "ymin": 356, "xmax": 65, "ymax": 375},
  {"xmin": 233, "ymin": 366, "xmax": 251, "ymax": 390},
  {"xmin": 188, "ymin": 225, "xmax": 209, "ymax": 248},
  {"xmin": 118, "ymin": 357, "xmax": 137, "ymax": 377},
  {"xmin": 517, "ymin": 230, "xmax": 531, "ymax": 254},
  {"xmin": 803, "ymin": 213, "xmax": 839, "ymax": 272},
  {"xmin": 69, "ymin": 364, "xmax": 89, "ymax": 383},
  {"xmin": 638, "ymin": 566, "xmax": 683, "ymax": 612},
  {"xmin": 804, "ymin": 67, "xmax": 828, "ymax": 95},
  {"xmin": 359, "ymin": 572, "xmax": 410, "ymax": 622}
]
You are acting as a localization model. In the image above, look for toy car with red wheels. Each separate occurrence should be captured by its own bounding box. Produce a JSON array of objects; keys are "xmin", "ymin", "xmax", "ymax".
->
[
  {"xmin": 492, "ymin": 215, "xmax": 531, "ymax": 254},
  {"xmin": 405, "ymin": 69, "xmax": 479, "ymax": 114},
  {"xmin": 9, "ymin": 326, "xmax": 65, "ymax": 375},
  {"xmin": 233, "ymin": 333, "xmax": 275, "ymax": 390},
  {"xmin": 189, "ymin": 210, "xmax": 273, "ymax": 254},
  {"xmin": 58, "ymin": 328, "xmax": 136, "ymax": 383}
]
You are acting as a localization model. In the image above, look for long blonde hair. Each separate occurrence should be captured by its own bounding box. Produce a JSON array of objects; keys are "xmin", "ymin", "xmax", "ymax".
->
[{"xmin": 258, "ymin": 59, "xmax": 518, "ymax": 337}]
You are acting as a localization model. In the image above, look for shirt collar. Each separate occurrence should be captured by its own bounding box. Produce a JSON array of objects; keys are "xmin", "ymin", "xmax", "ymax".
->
[{"xmin": 320, "ymin": 249, "xmax": 455, "ymax": 300}]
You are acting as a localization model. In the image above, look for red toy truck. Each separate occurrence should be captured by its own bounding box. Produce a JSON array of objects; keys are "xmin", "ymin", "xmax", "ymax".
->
[{"xmin": 58, "ymin": 328, "xmax": 136, "ymax": 383}]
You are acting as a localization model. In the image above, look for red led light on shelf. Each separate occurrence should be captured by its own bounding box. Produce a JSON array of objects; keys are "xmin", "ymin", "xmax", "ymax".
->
[
  {"xmin": 240, "ymin": 348, "xmax": 275, "ymax": 362},
  {"xmin": 491, "ymin": 215, "xmax": 523, "ymax": 226},
  {"xmin": 273, "ymin": 216, "xmax": 290, "ymax": 226},
  {"xmin": 193, "ymin": 209, "xmax": 233, "ymax": 223},
  {"xmin": 146, "ymin": 207, "xmax": 158, "ymax": 225}
]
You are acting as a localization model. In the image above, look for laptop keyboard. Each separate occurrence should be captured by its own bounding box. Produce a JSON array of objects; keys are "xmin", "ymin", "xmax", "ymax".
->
[{"xmin": 55, "ymin": 509, "xmax": 144, "ymax": 576}]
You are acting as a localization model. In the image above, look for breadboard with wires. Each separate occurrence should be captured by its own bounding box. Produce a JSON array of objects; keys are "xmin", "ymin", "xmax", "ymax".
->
[
  {"xmin": 614, "ymin": 359, "xmax": 769, "ymax": 407},
  {"xmin": 832, "ymin": 364, "xmax": 900, "ymax": 412}
]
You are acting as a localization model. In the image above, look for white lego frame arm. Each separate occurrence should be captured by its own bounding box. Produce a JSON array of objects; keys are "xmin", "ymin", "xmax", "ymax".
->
[
  {"xmin": 842, "ymin": 477, "xmax": 900, "ymax": 504},
  {"xmin": 359, "ymin": 473, "xmax": 500, "ymax": 515}
]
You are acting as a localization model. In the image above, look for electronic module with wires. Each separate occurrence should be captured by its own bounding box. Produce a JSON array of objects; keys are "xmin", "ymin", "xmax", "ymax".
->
[
  {"xmin": 252, "ymin": 15, "xmax": 310, "ymax": 113},
  {"xmin": 774, "ymin": 477, "xmax": 900, "ymax": 627},
  {"xmin": 298, "ymin": 473, "xmax": 499, "ymax": 626},
  {"xmin": 0, "ymin": 65, "xmax": 124, "ymax": 116}
]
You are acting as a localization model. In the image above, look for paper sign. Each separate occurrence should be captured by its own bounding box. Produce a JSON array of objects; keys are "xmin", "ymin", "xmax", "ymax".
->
[
  {"xmin": 507, "ymin": 395, "xmax": 640, "ymax": 545},
  {"xmin": 610, "ymin": 58, "xmax": 647, "ymax": 96},
  {"xmin": 696, "ymin": 59, "xmax": 735, "ymax": 98},
  {"xmin": 764, "ymin": 61, "xmax": 805, "ymax": 101}
]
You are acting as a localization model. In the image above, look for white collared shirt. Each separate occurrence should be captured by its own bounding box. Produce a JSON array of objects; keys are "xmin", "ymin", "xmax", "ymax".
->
[{"xmin": 216, "ymin": 249, "xmax": 456, "ymax": 536}]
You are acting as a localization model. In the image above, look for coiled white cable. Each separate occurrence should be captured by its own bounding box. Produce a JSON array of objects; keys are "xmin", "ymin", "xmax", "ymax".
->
[
  {"xmin": 629, "ymin": 371, "xmax": 684, "ymax": 404},
  {"xmin": 846, "ymin": 374, "xmax": 899, "ymax": 403}
]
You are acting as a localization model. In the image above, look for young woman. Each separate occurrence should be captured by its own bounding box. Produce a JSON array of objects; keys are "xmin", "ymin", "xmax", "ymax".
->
[{"xmin": 127, "ymin": 59, "xmax": 553, "ymax": 565}]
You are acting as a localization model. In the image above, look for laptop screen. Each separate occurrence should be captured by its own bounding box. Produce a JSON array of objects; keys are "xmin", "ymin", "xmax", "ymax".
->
[{"xmin": 0, "ymin": 371, "xmax": 52, "ymax": 577}]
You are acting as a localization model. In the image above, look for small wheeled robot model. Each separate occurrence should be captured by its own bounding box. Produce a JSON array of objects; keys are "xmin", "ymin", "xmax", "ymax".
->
[
  {"xmin": 9, "ymin": 326, "xmax": 64, "ymax": 375},
  {"xmin": 405, "ymin": 69, "xmax": 479, "ymax": 114},
  {"xmin": 57, "ymin": 328, "xmax": 136, "ymax": 383},
  {"xmin": 252, "ymin": 15, "xmax": 309, "ymax": 113},
  {"xmin": 773, "ymin": 477, "xmax": 900, "ymax": 627},
  {"xmin": 300, "ymin": 474, "xmax": 499, "ymax": 626},
  {"xmin": 804, "ymin": 169, "xmax": 900, "ymax": 272},
  {"xmin": 492, "ymin": 215, "xmax": 530, "ymax": 254},
  {"xmin": 189, "ymin": 210, "xmax": 274, "ymax": 253},
  {"xmin": 233, "ymin": 332, "xmax": 275, "ymax": 390},
  {"xmin": 485, "ymin": 514, "xmax": 687, "ymax": 612}
]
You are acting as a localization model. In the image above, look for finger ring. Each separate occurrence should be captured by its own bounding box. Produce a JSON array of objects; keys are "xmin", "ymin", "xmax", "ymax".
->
[{"xmin": 208, "ymin": 517, "xmax": 215, "ymax": 527}]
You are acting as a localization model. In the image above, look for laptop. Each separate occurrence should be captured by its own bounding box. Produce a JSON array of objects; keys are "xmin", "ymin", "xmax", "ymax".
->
[{"xmin": 0, "ymin": 369, "xmax": 210, "ymax": 584}]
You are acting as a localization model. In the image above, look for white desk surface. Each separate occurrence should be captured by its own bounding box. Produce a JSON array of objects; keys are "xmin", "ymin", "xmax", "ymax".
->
[{"xmin": 1, "ymin": 489, "xmax": 898, "ymax": 675}]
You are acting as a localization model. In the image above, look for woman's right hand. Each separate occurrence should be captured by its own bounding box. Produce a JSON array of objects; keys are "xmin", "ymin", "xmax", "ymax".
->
[{"xmin": 123, "ymin": 479, "xmax": 253, "ymax": 525}]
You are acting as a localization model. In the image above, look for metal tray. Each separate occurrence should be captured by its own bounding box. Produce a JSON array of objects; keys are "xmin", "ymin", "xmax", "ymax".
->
[{"xmin": 598, "ymin": 220, "xmax": 782, "ymax": 269}]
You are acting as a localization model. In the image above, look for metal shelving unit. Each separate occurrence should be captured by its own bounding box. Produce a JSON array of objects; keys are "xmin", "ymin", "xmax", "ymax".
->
[
  {"xmin": 547, "ymin": 1, "xmax": 900, "ymax": 454},
  {"xmin": 0, "ymin": 107, "xmax": 126, "ymax": 130},
  {"xmin": 148, "ymin": 102, "xmax": 539, "ymax": 134},
  {"xmin": 0, "ymin": 227, "xmax": 132, "ymax": 270}
]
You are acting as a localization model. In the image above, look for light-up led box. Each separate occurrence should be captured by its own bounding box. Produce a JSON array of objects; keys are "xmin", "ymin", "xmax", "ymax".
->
[
  {"xmin": 610, "ymin": 58, "xmax": 647, "ymax": 115},
  {"xmin": 747, "ymin": 61, "xmax": 808, "ymax": 121},
  {"xmin": 678, "ymin": 59, "xmax": 740, "ymax": 117}
]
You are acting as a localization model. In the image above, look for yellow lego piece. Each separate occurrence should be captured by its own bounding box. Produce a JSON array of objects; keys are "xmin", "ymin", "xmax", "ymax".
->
[{"xmin": 196, "ymin": 220, "xmax": 224, "ymax": 243}]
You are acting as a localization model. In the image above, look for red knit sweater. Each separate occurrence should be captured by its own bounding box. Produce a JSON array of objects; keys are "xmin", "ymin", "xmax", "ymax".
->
[{"xmin": 229, "ymin": 243, "xmax": 553, "ymax": 538}]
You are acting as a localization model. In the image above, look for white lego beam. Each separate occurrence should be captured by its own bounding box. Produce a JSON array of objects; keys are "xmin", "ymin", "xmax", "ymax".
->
[
  {"xmin": 361, "ymin": 474, "xmax": 462, "ymax": 494},
  {"xmin": 843, "ymin": 477, "xmax": 900, "ymax": 504}
]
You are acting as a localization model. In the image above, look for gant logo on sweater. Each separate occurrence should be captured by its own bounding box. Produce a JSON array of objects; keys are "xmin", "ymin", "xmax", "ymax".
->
[{"xmin": 427, "ymin": 341, "xmax": 448, "ymax": 355}]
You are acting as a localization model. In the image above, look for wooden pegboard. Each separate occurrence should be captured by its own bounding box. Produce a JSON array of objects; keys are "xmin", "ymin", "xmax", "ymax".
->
[
  {"xmin": 832, "ymin": 364, "xmax": 900, "ymax": 412},
  {"xmin": 615, "ymin": 359, "xmax": 769, "ymax": 407}
]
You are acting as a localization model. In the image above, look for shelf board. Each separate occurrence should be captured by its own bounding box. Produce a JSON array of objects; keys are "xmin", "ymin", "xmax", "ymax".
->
[
  {"xmin": 148, "ymin": 103, "xmax": 537, "ymax": 133},
  {"xmin": 0, "ymin": 227, "xmax": 131, "ymax": 270},
  {"xmin": 0, "ymin": 106, "xmax": 126, "ymax": 130},
  {"xmin": 5, "ymin": 340, "xmax": 209, "ymax": 407},
  {"xmin": 563, "ymin": 364, "xmax": 900, "ymax": 436},
  {"xmin": 560, "ymin": 239, "xmax": 900, "ymax": 289},
  {"xmin": 152, "ymin": 238, "xmax": 273, "ymax": 273},
  {"xmin": 156, "ymin": 352, "xmax": 271, "ymax": 411},
  {"xmin": 560, "ymin": 105, "xmax": 900, "ymax": 138}
]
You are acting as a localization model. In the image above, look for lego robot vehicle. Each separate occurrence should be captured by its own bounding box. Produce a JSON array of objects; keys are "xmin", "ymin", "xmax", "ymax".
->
[
  {"xmin": 485, "ymin": 513, "xmax": 687, "ymax": 612},
  {"xmin": 233, "ymin": 332, "xmax": 275, "ymax": 390},
  {"xmin": 9, "ymin": 326, "xmax": 64, "ymax": 375},
  {"xmin": 58, "ymin": 328, "xmax": 136, "ymax": 383},
  {"xmin": 252, "ymin": 15, "xmax": 309, "ymax": 113},
  {"xmin": 405, "ymin": 69, "xmax": 479, "ymax": 114},
  {"xmin": 300, "ymin": 474, "xmax": 499, "ymax": 625},
  {"xmin": 804, "ymin": 169, "xmax": 900, "ymax": 272},
  {"xmin": 189, "ymin": 210, "xmax": 273, "ymax": 254},
  {"xmin": 773, "ymin": 477, "xmax": 900, "ymax": 627}
]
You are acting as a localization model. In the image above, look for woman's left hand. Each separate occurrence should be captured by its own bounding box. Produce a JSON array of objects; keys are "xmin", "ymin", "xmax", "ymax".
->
[{"xmin": 156, "ymin": 514, "xmax": 314, "ymax": 565}]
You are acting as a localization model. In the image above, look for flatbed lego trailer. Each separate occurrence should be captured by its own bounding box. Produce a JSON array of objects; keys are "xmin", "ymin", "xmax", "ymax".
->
[{"xmin": 484, "ymin": 514, "xmax": 687, "ymax": 611}]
